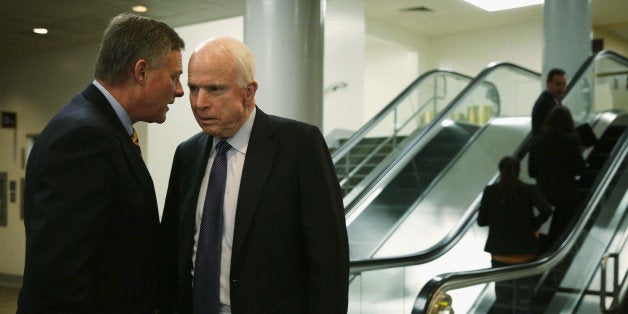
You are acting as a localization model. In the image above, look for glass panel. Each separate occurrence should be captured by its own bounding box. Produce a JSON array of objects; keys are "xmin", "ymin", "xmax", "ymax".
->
[
  {"xmin": 334, "ymin": 71, "xmax": 473, "ymax": 199},
  {"xmin": 349, "ymin": 52, "xmax": 628, "ymax": 314},
  {"xmin": 563, "ymin": 53, "xmax": 628, "ymax": 125},
  {"xmin": 348, "ymin": 222, "xmax": 493, "ymax": 313},
  {"xmin": 435, "ymin": 158, "xmax": 627, "ymax": 314}
]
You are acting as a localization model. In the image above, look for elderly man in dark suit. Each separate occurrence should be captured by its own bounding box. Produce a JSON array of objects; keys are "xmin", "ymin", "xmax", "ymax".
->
[
  {"xmin": 160, "ymin": 37, "xmax": 349, "ymax": 314},
  {"xmin": 531, "ymin": 68, "xmax": 568, "ymax": 137},
  {"xmin": 18, "ymin": 13, "xmax": 184, "ymax": 313}
]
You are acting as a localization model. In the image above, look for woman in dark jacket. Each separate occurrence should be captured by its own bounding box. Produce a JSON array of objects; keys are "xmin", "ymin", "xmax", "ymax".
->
[
  {"xmin": 478, "ymin": 156, "xmax": 552, "ymax": 311},
  {"xmin": 528, "ymin": 106, "xmax": 588, "ymax": 247}
]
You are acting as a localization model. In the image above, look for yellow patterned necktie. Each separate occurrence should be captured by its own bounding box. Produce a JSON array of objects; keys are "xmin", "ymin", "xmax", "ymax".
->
[{"xmin": 131, "ymin": 129, "xmax": 141, "ymax": 155}]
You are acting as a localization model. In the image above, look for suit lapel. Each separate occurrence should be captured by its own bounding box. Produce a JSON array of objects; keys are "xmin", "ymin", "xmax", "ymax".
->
[
  {"xmin": 232, "ymin": 109, "xmax": 277, "ymax": 260},
  {"xmin": 82, "ymin": 84, "xmax": 155, "ymax": 198}
]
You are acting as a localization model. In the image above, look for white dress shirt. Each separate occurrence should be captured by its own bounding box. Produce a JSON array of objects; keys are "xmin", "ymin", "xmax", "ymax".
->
[
  {"xmin": 92, "ymin": 80, "xmax": 133, "ymax": 136},
  {"xmin": 192, "ymin": 108, "xmax": 256, "ymax": 308}
]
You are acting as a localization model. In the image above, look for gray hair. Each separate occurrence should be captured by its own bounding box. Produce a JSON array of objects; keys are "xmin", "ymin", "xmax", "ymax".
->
[
  {"xmin": 200, "ymin": 37, "xmax": 255, "ymax": 88},
  {"xmin": 94, "ymin": 13, "xmax": 184, "ymax": 85}
]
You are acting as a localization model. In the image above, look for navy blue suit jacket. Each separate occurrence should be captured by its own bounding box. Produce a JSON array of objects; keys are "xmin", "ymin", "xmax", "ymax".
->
[
  {"xmin": 19, "ymin": 84, "xmax": 160, "ymax": 313},
  {"xmin": 531, "ymin": 90, "xmax": 559, "ymax": 136}
]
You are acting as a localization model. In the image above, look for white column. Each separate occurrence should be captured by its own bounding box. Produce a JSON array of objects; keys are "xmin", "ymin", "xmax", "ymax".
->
[
  {"xmin": 244, "ymin": 0, "xmax": 324, "ymax": 127},
  {"xmin": 543, "ymin": 0, "xmax": 592, "ymax": 80}
]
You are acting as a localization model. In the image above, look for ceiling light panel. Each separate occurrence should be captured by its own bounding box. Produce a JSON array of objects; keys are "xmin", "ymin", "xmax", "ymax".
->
[
  {"xmin": 132, "ymin": 5, "xmax": 148, "ymax": 13},
  {"xmin": 33, "ymin": 28, "xmax": 48, "ymax": 35},
  {"xmin": 464, "ymin": 0, "xmax": 543, "ymax": 12}
]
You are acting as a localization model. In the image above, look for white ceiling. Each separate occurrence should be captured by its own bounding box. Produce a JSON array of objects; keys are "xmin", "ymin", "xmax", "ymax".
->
[{"xmin": 2, "ymin": 0, "xmax": 627, "ymax": 60}]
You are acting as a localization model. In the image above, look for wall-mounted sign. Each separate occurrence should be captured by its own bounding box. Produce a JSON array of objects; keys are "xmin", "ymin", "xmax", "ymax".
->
[{"xmin": 1, "ymin": 111, "xmax": 17, "ymax": 128}]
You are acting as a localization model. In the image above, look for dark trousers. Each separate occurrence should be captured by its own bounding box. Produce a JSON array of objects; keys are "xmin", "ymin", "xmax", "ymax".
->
[
  {"xmin": 489, "ymin": 260, "xmax": 535, "ymax": 314},
  {"xmin": 547, "ymin": 199, "xmax": 580, "ymax": 249}
]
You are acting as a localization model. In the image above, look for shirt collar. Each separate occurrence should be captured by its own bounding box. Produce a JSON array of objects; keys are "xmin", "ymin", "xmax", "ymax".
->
[
  {"xmin": 92, "ymin": 80, "xmax": 134, "ymax": 136},
  {"xmin": 213, "ymin": 107, "xmax": 256, "ymax": 155}
]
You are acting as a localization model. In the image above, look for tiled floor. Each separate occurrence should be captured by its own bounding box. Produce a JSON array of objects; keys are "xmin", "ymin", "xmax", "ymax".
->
[{"xmin": 0, "ymin": 286, "xmax": 18, "ymax": 314}]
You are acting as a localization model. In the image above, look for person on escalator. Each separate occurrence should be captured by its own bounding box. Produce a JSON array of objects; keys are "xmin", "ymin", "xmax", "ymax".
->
[
  {"xmin": 478, "ymin": 156, "xmax": 553, "ymax": 311},
  {"xmin": 528, "ymin": 106, "xmax": 589, "ymax": 250},
  {"xmin": 531, "ymin": 68, "xmax": 567, "ymax": 137}
]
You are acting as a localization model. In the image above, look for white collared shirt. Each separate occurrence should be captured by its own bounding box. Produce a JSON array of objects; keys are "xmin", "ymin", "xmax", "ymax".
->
[
  {"xmin": 192, "ymin": 108, "xmax": 256, "ymax": 306},
  {"xmin": 92, "ymin": 80, "xmax": 134, "ymax": 136}
]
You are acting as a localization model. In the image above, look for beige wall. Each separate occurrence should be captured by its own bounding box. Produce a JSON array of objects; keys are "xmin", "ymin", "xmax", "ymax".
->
[
  {"xmin": 0, "ymin": 43, "xmax": 99, "ymax": 274},
  {"xmin": 424, "ymin": 21, "xmax": 544, "ymax": 76},
  {"xmin": 594, "ymin": 27, "xmax": 628, "ymax": 57}
]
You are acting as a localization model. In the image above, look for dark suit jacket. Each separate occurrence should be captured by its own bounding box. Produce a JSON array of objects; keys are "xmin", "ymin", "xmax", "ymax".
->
[
  {"xmin": 478, "ymin": 182, "xmax": 552, "ymax": 255},
  {"xmin": 18, "ymin": 84, "xmax": 160, "ymax": 313},
  {"xmin": 160, "ymin": 108, "xmax": 350, "ymax": 314},
  {"xmin": 528, "ymin": 132, "xmax": 588, "ymax": 206},
  {"xmin": 531, "ymin": 90, "xmax": 559, "ymax": 136}
]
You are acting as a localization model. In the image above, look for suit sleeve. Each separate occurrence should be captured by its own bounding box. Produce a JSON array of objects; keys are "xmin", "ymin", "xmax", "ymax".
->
[
  {"xmin": 531, "ymin": 95, "xmax": 552, "ymax": 136},
  {"xmin": 159, "ymin": 145, "xmax": 184, "ymax": 312},
  {"xmin": 528, "ymin": 141, "xmax": 537, "ymax": 178},
  {"xmin": 567, "ymin": 136, "xmax": 588, "ymax": 177},
  {"xmin": 298, "ymin": 125, "xmax": 349, "ymax": 314},
  {"xmin": 25, "ymin": 126, "xmax": 114, "ymax": 312},
  {"xmin": 531, "ymin": 186, "xmax": 553, "ymax": 229}
]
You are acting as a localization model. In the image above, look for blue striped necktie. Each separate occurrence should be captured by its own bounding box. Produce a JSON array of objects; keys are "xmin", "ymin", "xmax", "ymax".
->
[{"xmin": 194, "ymin": 140, "xmax": 231, "ymax": 314}]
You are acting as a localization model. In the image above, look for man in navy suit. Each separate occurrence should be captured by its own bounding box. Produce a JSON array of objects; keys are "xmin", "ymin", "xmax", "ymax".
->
[
  {"xmin": 18, "ymin": 13, "xmax": 184, "ymax": 313},
  {"xmin": 531, "ymin": 68, "xmax": 568, "ymax": 136},
  {"xmin": 160, "ymin": 37, "xmax": 349, "ymax": 313}
]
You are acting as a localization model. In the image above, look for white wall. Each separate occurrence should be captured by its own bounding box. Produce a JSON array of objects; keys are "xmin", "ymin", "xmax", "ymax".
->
[
  {"xmin": 323, "ymin": 0, "xmax": 366, "ymax": 137},
  {"xmin": 364, "ymin": 35, "xmax": 419, "ymax": 123},
  {"xmin": 146, "ymin": 17, "xmax": 244, "ymax": 214},
  {"xmin": 424, "ymin": 21, "xmax": 543, "ymax": 76}
]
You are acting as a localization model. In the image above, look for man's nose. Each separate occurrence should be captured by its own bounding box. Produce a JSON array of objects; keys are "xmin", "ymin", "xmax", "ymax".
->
[{"xmin": 174, "ymin": 80, "xmax": 184, "ymax": 98}]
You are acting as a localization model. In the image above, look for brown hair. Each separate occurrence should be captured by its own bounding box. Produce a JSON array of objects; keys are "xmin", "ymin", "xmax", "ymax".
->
[
  {"xmin": 543, "ymin": 106, "xmax": 576, "ymax": 136},
  {"xmin": 498, "ymin": 156, "xmax": 521, "ymax": 204},
  {"xmin": 94, "ymin": 13, "xmax": 185, "ymax": 85}
]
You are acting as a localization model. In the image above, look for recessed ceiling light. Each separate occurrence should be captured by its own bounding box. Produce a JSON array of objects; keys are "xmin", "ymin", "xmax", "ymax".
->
[
  {"xmin": 33, "ymin": 28, "xmax": 48, "ymax": 35},
  {"xmin": 132, "ymin": 5, "xmax": 148, "ymax": 13},
  {"xmin": 463, "ymin": 0, "xmax": 543, "ymax": 12}
]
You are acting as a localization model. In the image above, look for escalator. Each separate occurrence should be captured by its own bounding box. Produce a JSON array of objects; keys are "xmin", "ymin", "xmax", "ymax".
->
[
  {"xmin": 347, "ymin": 50, "xmax": 628, "ymax": 314},
  {"xmin": 406, "ymin": 51, "xmax": 628, "ymax": 314},
  {"xmin": 331, "ymin": 70, "xmax": 477, "ymax": 204},
  {"xmin": 346, "ymin": 62, "xmax": 540, "ymax": 263},
  {"xmin": 413, "ymin": 117, "xmax": 627, "ymax": 314}
]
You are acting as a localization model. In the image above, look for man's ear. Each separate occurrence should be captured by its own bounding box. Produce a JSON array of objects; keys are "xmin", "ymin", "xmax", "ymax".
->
[
  {"xmin": 245, "ymin": 81, "xmax": 258, "ymax": 99},
  {"xmin": 133, "ymin": 59, "xmax": 149, "ymax": 84}
]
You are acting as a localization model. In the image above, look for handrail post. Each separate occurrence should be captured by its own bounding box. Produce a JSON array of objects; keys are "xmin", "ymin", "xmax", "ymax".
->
[
  {"xmin": 600, "ymin": 252, "xmax": 620, "ymax": 313},
  {"xmin": 393, "ymin": 107, "xmax": 398, "ymax": 146}
]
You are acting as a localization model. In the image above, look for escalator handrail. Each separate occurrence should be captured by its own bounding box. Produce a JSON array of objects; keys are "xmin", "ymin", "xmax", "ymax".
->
[
  {"xmin": 331, "ymin": 69, "xmax": 472, "ymax": 164},
  {"xmin": 565, "ymin": 50, "xmax": 628, "ymax": 124},
  {"xmin": 411, "ymin": 127, "xmax": 628, "ymax": 314},
  {"xmin": 567, "ymin": 50, "xmax": 628, "ymax": 95},
  {"xmin": 345, "ymin": 62, "xmax": 536, "ymax": 222}
]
